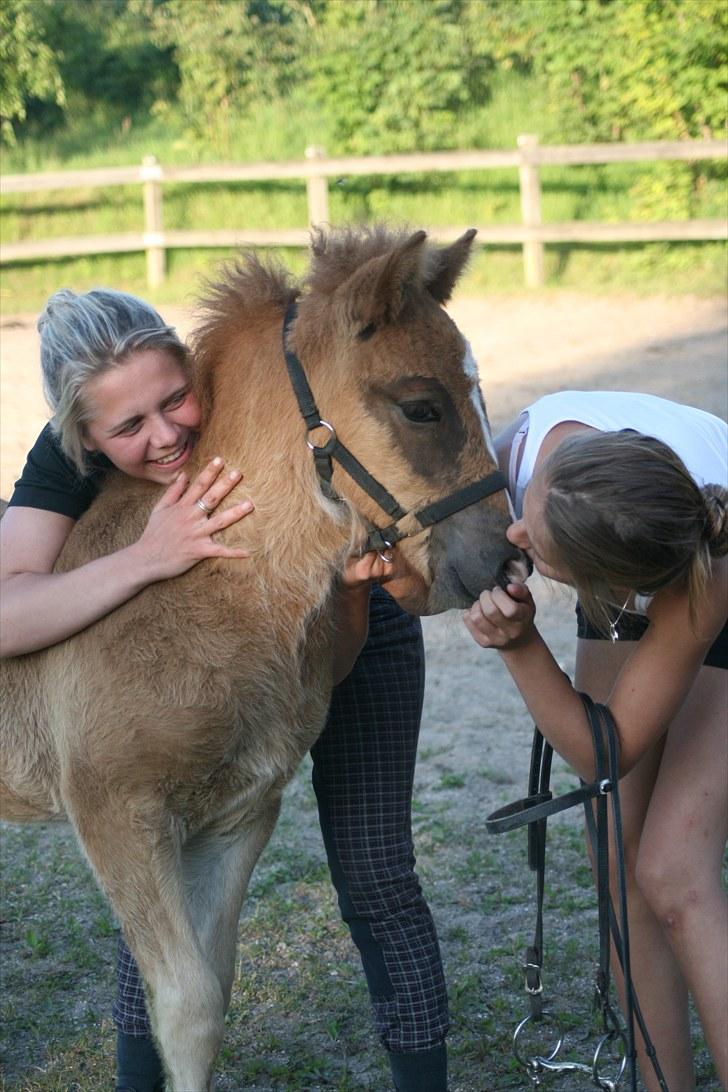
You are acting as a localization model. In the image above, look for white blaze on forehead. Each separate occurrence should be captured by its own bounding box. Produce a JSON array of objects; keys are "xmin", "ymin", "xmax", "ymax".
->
[{"xmin": 462, "ymin": 338, "xmax": 497, "ymax": 463}]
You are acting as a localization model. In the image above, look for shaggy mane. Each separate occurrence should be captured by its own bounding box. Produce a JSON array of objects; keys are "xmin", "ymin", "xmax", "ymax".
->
[
  {"xmin": 190, "ymin": 226, "xmax": 417, "ymax": 379},
  {"xmin": 191, "ymin": 252, "xmax": 299, "ymax": 361},
  {"xmin": 306, "ymin": 224, "xmax": 415, "ymax": 297}
]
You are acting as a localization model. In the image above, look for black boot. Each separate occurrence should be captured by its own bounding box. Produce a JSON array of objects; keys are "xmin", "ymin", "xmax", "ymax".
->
[
  {"xmin": 388, "ymin": 1042, "xmax": 448, "ymax": 1091},
  {"xmin": 116, "ymin": 1031, "xmax": 165, "ymax": 1092}
]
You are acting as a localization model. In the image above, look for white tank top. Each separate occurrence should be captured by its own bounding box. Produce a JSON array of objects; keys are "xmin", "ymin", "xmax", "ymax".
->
[
  {"xmin": 509, "ymin": 392, "xmax": 728, "ymax": 615},
  {"xmin": 511, "ymin": 391, "xmax": 728, "ymax": 517}
]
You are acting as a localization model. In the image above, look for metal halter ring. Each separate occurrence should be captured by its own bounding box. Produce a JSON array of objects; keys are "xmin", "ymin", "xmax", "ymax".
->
[
  {"xmin": 306, "ymin": 419, "xmax": 336, "ymax": 451},
  {"xmin": 377, "ymin": 538, "xmax": 395, "ymax": 564},
  {"xmin": 196, "ymin": 498, "xmax": 214, "ymax": 515}
]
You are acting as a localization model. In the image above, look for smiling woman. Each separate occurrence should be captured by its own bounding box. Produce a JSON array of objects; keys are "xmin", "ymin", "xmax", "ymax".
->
[
  {"xmin": 81, "ymin": 348, "xmax": 201, "ymax": 482},
  {"xmin": 0, "ymin": 287, "xmax": 254, "ymax": 659}
]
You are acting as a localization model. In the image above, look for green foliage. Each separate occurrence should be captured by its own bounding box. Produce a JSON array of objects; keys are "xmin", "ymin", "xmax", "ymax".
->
[
  {"xmin": 41, "ymin": 0, "xmax": 175, "ymax": 118},
  {"xmin": 0, "ymin": 0, "xmax": 65, "ymax": 145},
  {"xmin": 1, "ymin": 0, "xmax": 726, "ymax": 304},
  {"xmin": 307, "ymin": 0, "xmax": 494, "ymax": 153},
  {"xmin": 506, "ymin": 0, "xmax": 728, "ymax": 143},
  {"xmin": 148, "ymin": 0, "xmax": 313, "ymax": 153},
  {"xmin": 480, "ymin": 0, "xmax": 728, "ymax": 219}
]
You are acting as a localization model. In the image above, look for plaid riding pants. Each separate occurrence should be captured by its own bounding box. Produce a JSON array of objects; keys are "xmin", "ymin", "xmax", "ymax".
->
[{"xmin": 113, "ymin": 585, "xmax": 449, "ymax": 1054}]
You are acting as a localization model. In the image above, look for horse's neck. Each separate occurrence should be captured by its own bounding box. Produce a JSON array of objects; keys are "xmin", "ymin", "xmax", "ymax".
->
[{"xmin": 199, "ymin": 329, "xmax": 352, "ymax": 623}]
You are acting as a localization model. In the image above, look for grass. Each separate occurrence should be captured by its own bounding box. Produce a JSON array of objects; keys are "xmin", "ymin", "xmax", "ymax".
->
[
  {"xmin": 2, "ymin": 744, "xmax": 720, "ymax": 1090},
  {"xmin": 2, "ymin": 75, "xmax": 726, "ymax": 314}
]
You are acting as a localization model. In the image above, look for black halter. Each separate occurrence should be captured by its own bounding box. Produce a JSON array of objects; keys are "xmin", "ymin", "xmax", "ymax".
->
[{"xmin": 282, "ymin": 303, "xmax": 507, "ymax": 555}]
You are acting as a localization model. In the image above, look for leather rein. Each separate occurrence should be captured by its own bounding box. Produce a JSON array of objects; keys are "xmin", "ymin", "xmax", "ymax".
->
[
  {"xmin": 486, "ymin": 693, "xmax": 668, "ymax": 1091},
  {"xmin": 282, "ymin": 302, "xmax": 507, "ymax": 556}
]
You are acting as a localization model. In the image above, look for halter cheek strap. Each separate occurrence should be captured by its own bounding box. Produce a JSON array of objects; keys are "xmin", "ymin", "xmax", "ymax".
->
[{"xmin": 282, "ymin": 302, "xmax": 507, "ymax": 553}]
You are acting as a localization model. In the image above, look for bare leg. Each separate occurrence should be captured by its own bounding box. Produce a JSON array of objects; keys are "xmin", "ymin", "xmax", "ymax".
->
[
  {"xmin": 575, "ymin": 639, "xmax": 695, "ymax": 1092},
  {"xmin": 636, "ymin": 664, "xmax": 728, "ymax": 1087}
]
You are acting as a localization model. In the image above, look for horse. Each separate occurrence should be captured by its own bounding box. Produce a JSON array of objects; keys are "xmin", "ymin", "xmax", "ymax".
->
[{"xmin": 1, "ymin": 225, "xmax": 525, "ymax": 1089}]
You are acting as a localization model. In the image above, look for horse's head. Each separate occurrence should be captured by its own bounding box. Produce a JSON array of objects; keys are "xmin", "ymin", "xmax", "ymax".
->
[{"xmin": 288, "ymin": 226, "xmax": 528, "ymax": 615}]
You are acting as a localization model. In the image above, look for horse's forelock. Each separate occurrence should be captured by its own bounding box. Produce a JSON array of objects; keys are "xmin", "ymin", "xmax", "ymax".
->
[{"xmin": 306, "ymin": 224, "xmax": 421, "ymax": 299}]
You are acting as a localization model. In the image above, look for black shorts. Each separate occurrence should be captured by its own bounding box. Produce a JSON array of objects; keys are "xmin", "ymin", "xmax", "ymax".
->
[{"xmin": 575, "ymin": 602, "xmax": 728, "ymax": 670}]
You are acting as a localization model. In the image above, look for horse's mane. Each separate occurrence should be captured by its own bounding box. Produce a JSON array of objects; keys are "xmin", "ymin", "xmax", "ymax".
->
[
  {"xmin": 191, "ymin": 252, "xmax": 298, "ymax": 358},
  {"xmin": 192, "ymin": 225, "xmax": 414, "ymax": 346},
  {"xmin": 305, "ymin": 223, "xmax": 415, "ymax": 295},
  {"xmin": 190, "ymin": 225, "xmax": 417, "ymax": 403}
]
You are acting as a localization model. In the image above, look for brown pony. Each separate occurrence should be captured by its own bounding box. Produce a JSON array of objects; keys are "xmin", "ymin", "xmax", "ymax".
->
[{"xmin": 1, "ymin": 226, "xmax": 524, "ymax": 1089}]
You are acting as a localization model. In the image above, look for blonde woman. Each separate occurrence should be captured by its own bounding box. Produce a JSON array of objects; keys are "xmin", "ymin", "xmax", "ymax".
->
[{"xmin": 464, "ymin": 391, "xmax": 727, "ymax": 1091}]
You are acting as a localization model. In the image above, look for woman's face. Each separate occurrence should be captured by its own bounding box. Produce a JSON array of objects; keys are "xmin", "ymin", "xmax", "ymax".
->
[
  {"xmin": 82, "ymin": 348, "xmax": 202, "ymax": 484},
  {"xmin": 506, "ymin": 470, "xmax": 570, "ymax": 584}
]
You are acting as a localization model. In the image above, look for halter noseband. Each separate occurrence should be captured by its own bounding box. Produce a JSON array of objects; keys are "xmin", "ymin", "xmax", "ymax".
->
[{"xmin": 282, "ymin": 302, "xmax": 507, "ymax": 554}]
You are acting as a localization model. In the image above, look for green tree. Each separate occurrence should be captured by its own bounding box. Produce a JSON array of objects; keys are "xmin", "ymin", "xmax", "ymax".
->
[
  {"xmin": 0, "ymin": 0, "xmax": 65, "ymax": 145},
  {"xmin": 481, "ymin": 0, "xmax": 727, "ymax": 218},
  {"xmin": 496, "ymin": 0, "xmax": 728, "ymax": 143},
  {"xmin": 307, "ymin": 0, "xmax": 493, "ymax": 154},
  {"xmin": 41, "ymin": 0, "xmax": 177, "ymax": 119},
  {"xmin": 149, "ymin": 0, "xmax": 313, "ymax": 149}
]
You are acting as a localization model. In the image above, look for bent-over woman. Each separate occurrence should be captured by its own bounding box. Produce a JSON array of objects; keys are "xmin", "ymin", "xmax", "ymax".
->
[{"xmin": 464, "ymin": 391, "xmax": 727, "ymax": 1092}]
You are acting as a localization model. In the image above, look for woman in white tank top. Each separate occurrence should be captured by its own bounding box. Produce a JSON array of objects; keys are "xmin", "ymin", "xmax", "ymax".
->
[{"xmin": 464, "ymin": 391, "xmax": 728, "ymax": 1091}]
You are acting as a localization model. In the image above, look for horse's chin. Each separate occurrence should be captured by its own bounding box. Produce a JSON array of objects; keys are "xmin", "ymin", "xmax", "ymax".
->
[
  {"xmin": 417, "ymin": 554, "xmax": 531, "ymax": 615},
  {"xmin": 380, "ymin": 569, "xmax": 475, "ymax": 616},
  {"xmin": 377, "ymin": 569, "xmax": 431, "ymax": 615},
  {"xmin": 377, "ymin": 551, "xmax": 530, "ymax": 616}
]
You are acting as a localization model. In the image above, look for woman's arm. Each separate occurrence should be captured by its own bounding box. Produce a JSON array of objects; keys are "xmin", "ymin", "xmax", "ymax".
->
[
  {"xmin": 330, "ymin": 551, "xmax": 401, "ymax": 685},
  {"xmin": 463, "ymin": 566, "xmax": 727, "ymax": 780},
  {"xmin": 0, "ymin": 458, "xmax": 253, "ymax": 658}
]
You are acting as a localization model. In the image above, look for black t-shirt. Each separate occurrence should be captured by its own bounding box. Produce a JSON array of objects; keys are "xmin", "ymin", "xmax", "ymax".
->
[{"xmin": 8, "ymin": 423, "xmax": 112, "ymax": 520}]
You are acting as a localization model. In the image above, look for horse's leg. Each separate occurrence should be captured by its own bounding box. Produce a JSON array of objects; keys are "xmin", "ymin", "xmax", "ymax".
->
[
  {"xmin": 182, "ymin": 797, "xmax": 281, "ymax": 1013},
  {"xmin": 64, "ymin": 783, "xmax": 223, "ymax": 1092}
]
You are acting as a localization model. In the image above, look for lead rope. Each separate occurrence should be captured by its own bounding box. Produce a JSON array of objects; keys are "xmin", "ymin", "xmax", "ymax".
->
[{"xmin": 486, "ymin": 694, "xmax": 668, "ymax": 1091}]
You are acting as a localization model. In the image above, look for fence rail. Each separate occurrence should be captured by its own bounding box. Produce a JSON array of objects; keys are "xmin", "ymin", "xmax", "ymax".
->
[{"xmin": 1, "ymin": 137, "xmax": 725, "ymax": 288}]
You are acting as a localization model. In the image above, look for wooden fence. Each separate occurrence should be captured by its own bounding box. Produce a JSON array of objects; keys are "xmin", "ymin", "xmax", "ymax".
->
[{"xmin": 1, "ymin": 136, "xmax": 726, "ymax": 288}]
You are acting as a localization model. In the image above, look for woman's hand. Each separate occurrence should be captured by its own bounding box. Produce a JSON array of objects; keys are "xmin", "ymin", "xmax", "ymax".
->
[
  {"xmin": 330, "ymin": 549, "xmax": 395, "ymax": 685},
  {"xmin": 339, "ymin": 550, "xmax": 395, "ymax": 589},
  {"xmin": 134, "ymin": 457, "xmax": 254, "ymax": 580},
  {"xmin": 0, "ymin": 457, "xmax": 254, "ymax": 657},
  {"xmin": 463, "ymin": 580, "xmax": 537, "ymax": 650}
]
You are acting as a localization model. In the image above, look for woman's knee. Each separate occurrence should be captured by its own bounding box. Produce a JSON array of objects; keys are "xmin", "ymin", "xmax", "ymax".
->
[{"xmin": 634, "ymin": 844, "xmax": 716, "ymax": 928}]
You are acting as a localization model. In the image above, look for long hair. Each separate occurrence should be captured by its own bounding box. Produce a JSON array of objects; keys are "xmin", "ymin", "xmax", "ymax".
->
[
  {"xmin": 38, "ymin": 288, "xmax": 188, "ymax": 473},
  {"xmin": 539, "ymin": 430, "xmax": 728, "ymax": 632}
]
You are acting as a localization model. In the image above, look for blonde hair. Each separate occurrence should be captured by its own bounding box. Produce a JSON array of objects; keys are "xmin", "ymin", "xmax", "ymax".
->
[
  {"xmin": 539, "ymin": 430, "xmax": 728, "ymax": 633},
  {"xmin": 39, "ymin": 288, "xmax": 188, "ymax": 473}
]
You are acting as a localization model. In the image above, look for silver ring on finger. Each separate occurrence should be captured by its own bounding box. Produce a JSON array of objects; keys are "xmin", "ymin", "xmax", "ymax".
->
[{"xmin": 196, "ymin": 498, "xmax": 214, "ymax": 515}]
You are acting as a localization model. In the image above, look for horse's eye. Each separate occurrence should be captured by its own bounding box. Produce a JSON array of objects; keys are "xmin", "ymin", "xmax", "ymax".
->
[{"xmin": 399, "ymin": 400, "xmax": 441, "ymax": 424}]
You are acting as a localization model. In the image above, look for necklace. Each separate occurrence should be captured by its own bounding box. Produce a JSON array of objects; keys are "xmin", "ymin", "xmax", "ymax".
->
[{"xmin": 609, "ymin": 593, "xmax": 631, "ymax": 643}]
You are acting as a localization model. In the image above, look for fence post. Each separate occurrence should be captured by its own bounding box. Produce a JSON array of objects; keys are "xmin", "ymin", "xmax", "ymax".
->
[
  {"xmin": 305, "ymin": 145, "xmax": 330, "ymax": 227},
  {"xmin": 517, "ymin": 134, "xmax": 544, "ymax": 288},
  {"xmin": 141, "ymin": 154, "xmax": 165, "ymax": 289}
]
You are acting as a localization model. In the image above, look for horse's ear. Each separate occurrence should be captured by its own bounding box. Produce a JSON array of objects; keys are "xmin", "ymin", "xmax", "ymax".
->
[
  {"xmin": 337, "ymin": 230, "xmax": 428, "ymax": 329},
  {"xmin": 424, "ymin": 229, "xmax": 477, "ymax": 303}
]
